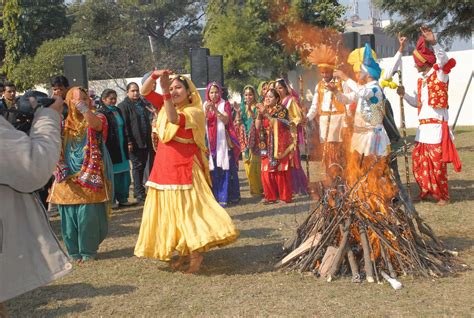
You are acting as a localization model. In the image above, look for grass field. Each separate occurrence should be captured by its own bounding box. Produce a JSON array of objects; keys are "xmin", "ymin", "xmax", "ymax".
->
[{"xmin": 5, "ymin": 127, "xmax": 474, "ymax": 317}]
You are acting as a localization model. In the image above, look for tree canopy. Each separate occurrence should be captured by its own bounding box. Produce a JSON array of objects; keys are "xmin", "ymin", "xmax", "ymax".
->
[
  {"xmin": 374, "ymin": 0, "xmax": 473, "ymax": 46},
  {"xmin": 3, "ymin": 0, "xmax": 205, "ymax": 90},
  {"xmin": 2, "ymin": 0, "xmax": 70, "ymax": 85},
  {"xmin": 203, "ymin": 0, "xmax": 345, "ymax": 92}
]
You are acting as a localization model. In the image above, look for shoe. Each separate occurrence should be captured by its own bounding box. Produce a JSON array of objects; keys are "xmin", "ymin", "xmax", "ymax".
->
[
  {"xmin": 119, "ymin": 201, "xmax": 136, "ymax": 207},
  {"xmin": 112, "ymin": 202, "xmax": 119, "ymax": 209}
]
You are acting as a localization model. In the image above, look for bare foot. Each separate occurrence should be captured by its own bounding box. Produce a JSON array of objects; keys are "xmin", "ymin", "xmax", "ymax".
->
[
  {"xmin": 170, "ymin": 255, "xmax": 190, "ymax": 271},
  {"xmin": 437, "ymin": 199, "xmax": 449, "ymax": 206},
  {"xmin": 184, "ymin": 253, "xmax": 204, "ymax": 274}
]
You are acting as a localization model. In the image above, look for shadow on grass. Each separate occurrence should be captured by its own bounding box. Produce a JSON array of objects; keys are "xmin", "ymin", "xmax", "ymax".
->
[
  {"xmin": 239, "ymin": 227, "xmax": 279, "ymax": 239},
  {"xmin": 439, "ymin": 236, "xmax": 474, "ymax": 252},
  {"xmin": 233, "ymin": 200, "xmax": 311, "ymax": 221},
  {"xmin": 8, "ymin": 283, "xmax": 136, "ymax": 317},
  {"xmin": 403, "ymin": 180, "xmax": 474, "ymax": 203},
  {"xmin": 200, "ymin": 242, "xmax": 282, "ymax": 275},
  {"xmin": 100, "ymin": 247, "xmax": 135, "ymax": 260}
]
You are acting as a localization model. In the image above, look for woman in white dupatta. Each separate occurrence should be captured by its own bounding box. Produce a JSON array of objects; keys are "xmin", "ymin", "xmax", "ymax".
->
[{"xmin": 203, "ymin": 82, "xmax": 241, "ymax": 206}]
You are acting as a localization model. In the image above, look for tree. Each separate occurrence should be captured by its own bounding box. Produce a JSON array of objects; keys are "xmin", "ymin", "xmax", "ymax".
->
[
  {"xmin": 2, "ymin": 0, "xmax": 70, "ymax": 80},
  {"xmin": 374, "ymin": 0, "xmax": 473, "ymax": 46},
  {"xmin": 9, "ymin": 36, "xmax": 90, "ymax": 90},
  {"xmin": 203, "ymin": 0, "xmax": 345, "ymax": 92}
]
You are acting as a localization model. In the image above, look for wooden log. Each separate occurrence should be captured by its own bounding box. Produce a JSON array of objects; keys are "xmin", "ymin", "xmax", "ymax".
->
[
  {"xmin": 380, "ymin": 245, "xmax": 397, "ymax": 278},
  {"xmin": 319, "ymin": 246, "xmax": 338, "ymax": 278},
  {"xmin": 359, "ymin": 225, "xmax": 375, "ymax": 283},
  {"xmin": 347, "ymin": 249, "xmax": 360, "ymax": 283},
  {"xmin": 275, "ymin": 233, "xmax": 322, "ymax": 268},
  {"xmin": 326, "ymin": 217, "xmax": 352, "ymax": 279}
]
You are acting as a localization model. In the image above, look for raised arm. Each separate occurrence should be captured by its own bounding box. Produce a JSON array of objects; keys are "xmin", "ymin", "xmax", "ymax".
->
[
  {"xmin": 421, "ymin": 26, "xmax": 449, "ymax": 83},
  {"xmin": 306, "ymin": 84, "xmax": 319, "ymax": 121},
  {"xmin": 382, "ymin": 33, "xmax": 407, "ymax": 80}
]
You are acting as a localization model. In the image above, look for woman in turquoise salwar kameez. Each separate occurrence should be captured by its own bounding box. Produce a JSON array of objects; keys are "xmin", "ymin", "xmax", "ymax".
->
[{"xmin": 48, "ymin": 87, "xmax": 113, "ymax": 262}]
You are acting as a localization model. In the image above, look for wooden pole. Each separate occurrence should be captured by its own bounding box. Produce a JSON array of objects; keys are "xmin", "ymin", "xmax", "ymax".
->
[
  {"xmin": 397, "ymin": 69, "xmax": 411, "ymax": 197},
  {"xmin": 299, "ymin": 75, "xmax": 310, "ymax": 182}
]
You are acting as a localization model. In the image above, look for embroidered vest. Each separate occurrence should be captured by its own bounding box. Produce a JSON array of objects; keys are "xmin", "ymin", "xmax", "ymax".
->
[
  {"xmin": 317, "ymin": 81, "xmax": 345, "ymax": 115},
  {"xmin": 417, "ymin": 70, "xmax": 449, "ymax": 115}
]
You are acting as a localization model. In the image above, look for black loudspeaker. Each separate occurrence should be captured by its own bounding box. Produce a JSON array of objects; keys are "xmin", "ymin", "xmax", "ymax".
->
[
  {"xmin": 342, "ymin": 32, "xmax": 360, "ymax": 51},
  {"xmin": 64, "ymin": 55, "xmax": 88, "ymax": 88},
  {"xmin": 190, "ymin": 48, "xmax": 210, "ymax": 88},
  {"xmin": 360, "ymin": 34, "xmax": 376, "ymax": 49},
  {"xmin": 207, "ymin": 55, "xmax": 224, "ymax": 87}
]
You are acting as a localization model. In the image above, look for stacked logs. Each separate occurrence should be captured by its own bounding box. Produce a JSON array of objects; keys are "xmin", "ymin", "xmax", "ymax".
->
[{"xmin": 276, "ymin": 169, "xmax": 464, "ymax": 283}]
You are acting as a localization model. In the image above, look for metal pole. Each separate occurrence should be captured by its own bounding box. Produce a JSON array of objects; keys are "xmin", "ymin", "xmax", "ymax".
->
[{"xmin": 452, "ymin": 71, "xmax": 473, "ymax": 132}]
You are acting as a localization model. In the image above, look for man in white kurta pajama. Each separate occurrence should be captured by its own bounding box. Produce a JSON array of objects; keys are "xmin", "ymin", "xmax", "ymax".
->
[{"xmin": 397, "ymin": 27, "xmax": 461, "ymax": 205}]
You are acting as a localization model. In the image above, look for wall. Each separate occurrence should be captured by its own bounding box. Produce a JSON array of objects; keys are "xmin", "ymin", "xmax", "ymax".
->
[{"xmin": 288, "ymin": 49, "xmax": 473, "ymax": 129}]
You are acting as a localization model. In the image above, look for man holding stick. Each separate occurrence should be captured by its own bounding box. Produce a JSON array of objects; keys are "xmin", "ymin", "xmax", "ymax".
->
[{"xmin": 397, "ymin": 26, "xmax": 461, "ymax": 205}]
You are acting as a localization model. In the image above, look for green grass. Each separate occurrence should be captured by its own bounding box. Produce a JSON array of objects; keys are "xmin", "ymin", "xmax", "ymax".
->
[{"xmin": 6, "ymin": 127, "xmax": 474, "ymax": 317}]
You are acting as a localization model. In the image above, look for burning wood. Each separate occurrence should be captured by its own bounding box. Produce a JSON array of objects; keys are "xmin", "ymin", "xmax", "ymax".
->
[{"xmin": 276, "ymin": 149, "xmax": 465, "ymax": 284}]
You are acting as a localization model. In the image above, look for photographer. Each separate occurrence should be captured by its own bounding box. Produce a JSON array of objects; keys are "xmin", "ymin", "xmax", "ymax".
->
[
  {"xmin": 0, "ymin": 82, "xmax": 18, "ymax": 124},
  {"xmin": 0, "ymin": 95, "xmax": 71, "ymax": 313}
]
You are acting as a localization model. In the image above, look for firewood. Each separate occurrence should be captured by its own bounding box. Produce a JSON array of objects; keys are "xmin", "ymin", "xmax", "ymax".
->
[
  {"xmin": 319, "ymin": 246, "xmax": 338, "ymax": 278},
  {"xmin": 347, "ymin": 249, "xmax": 360, "ymax": 283},
  {"xmin": 359, "ymin": 225, "xmax": 374, "ymax": 283},
  {"xmin": 276, "ymin": 233, "xmax": 321, "ymax": 268},
  {"xmin": 326, "ymin": 218, "xmax": 351, "ymax": 279}
]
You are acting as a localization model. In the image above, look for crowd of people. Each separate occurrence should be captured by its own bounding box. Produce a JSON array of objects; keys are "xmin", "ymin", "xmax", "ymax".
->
[{"xmin": 0, "ymin": 26, "xmax": 462, "ymax": 312}]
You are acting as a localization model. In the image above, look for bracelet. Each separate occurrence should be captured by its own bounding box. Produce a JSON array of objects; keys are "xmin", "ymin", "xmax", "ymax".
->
[
  {"xmin": 76, "ymin": 101, "xmax": 90, "ymax": 114},
  {"xmin": 163, "ymin": 93, "xmax": 172, "ymax": 101},
  {"xmin": 151, "ymin": 72, "xmax": 159, "ymax": 80}
]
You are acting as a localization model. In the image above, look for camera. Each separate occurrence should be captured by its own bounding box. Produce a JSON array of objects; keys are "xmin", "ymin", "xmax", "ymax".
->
[{"xmin": 1, "ymin": 91, "xmax": 55, "ymax": 133}]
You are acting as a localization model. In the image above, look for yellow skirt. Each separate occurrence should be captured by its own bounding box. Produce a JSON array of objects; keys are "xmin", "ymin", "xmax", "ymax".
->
[{"xmin": 134, "ymin": 161, "xmax": 239, "ymax": 260}]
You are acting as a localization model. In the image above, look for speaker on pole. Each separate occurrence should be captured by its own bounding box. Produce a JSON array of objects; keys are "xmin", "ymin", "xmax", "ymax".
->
[
  {"xmin": 360, "ymin": 34, "xmax": 376, "ymax": 49},
  {"xmin": 207, "ymin": 55, "xmax": 224, "ymax": 87},
  {"xmin": 190, "ymin": 48, "xmax": 210, "ymax": 88},
  {"xmin": 342, "ymin": 32, "xmax": 360, "ymax": 51},
  {"xmin": 64, "ymin": 54, "xmax": 88, "ymax": 89}
]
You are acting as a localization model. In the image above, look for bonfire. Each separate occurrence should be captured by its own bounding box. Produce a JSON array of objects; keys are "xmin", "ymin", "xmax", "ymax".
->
[{"xmin": 276, "ymin": 148, "xmax": 465, "ymax": 288}]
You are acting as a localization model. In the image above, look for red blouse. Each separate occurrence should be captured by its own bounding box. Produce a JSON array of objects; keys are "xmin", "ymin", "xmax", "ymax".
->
[{"xmin": 147, "ymin": 114, "xmax": 200, "ymax": 188}]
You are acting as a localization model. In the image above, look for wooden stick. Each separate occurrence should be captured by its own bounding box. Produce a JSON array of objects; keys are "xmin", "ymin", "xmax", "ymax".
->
[
  {"xmin": 347, "ymin": 249, "xmax": 360, "ymax": 282},
  {"xmin": 359, "ymin": 224, "xmax": 375, "ymax": 282},
  {"xmin": 299, "ymin": 75, "xmax": 310, "ymax": 182},
  {"xmin": 326, "ymin": 217, "xmax": 352, "ymax": 279},
  {"xmin": 381, "ymin": 244, "xmax": 397, "ymax": 278},
  {"xmin": 397, "ymin": 70, "xmax": 411, "ymax": 198}
]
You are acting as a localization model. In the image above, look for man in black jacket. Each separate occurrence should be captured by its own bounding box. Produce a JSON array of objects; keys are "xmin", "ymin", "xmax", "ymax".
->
[{"xmin": 118, "ymin": 82, "xmax": 155, "ymax": 202}]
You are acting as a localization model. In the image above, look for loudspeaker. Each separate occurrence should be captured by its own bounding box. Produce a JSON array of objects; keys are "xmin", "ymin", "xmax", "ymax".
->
[
  {"xmin": 360, "ymin": 34, "xmax": 376, "ymax": 49},
  {"xmin": 64, "ymin": 55, "xmax": 88, "ymax": 88},
  {"xmin": 207, "ymin": 55, "xmax": 224, "ymax": 87},
  {"xmin": 342, "ymin": 32, "xmax": 360, "ymax": 51},
  {"xmin": 190, "ymin": 48, "xmax": 210, "ymax": 88}
]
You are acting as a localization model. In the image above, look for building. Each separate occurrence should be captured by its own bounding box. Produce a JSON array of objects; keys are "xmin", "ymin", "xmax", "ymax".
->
[{"xmin": 344, "ymin": 17, "xmax": 399, "ymax": 58}]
